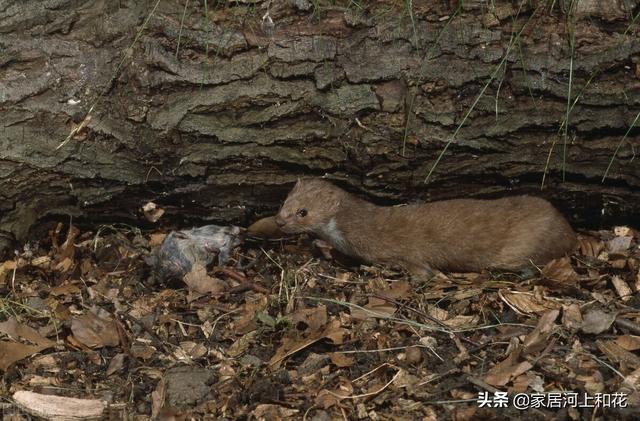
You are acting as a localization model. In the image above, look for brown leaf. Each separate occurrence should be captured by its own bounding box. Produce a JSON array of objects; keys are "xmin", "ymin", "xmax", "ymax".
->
[
  {"xmin": 182, "ymin": 263, "xmax": 226, "ymax": 295},
  {"xmin": 234, "ymin": 295, "xmax": 268, "ymax": 334},
  {"xmin": 252, "ymin": 404, "xmax": 300, "ymax": 419},
  {"xmin": 151, "ymin": 378, "xmax": 166, "ymax": 420},
  {"xmin": 315, "ymin": 378, "xmax": 353, "ymax": 409},
  {"xmin": 322, "ymin": 319, "xmax": 346, "ymax": 345},
  {"xmin": 511, "ymin": 374, "xmax": 530, "ymax": 393},
  {"xmin": 611, "ymin": 275, "xmax": 633, "ymax": 301},
  {"xmin": 227, "ymin": 331, "xmax": 257, "ymax": 358},
  {"xmin": 542, "ymin": 257, "xmax": 578, "ymax": 283},
  {"xmin": 442, "ymin": 314, "xmax": 480, "ymax": 328},
  {"xmin": 70, "ymin": 309, "xmax": 120, "ymax": 348},
  {"xmin": 50, "ymin": 282, "xmax": 82, "ymax": 297},
  {"xmin": 0, "ymin": 341, "xmax": 50, "ymax": 371},
  {"xmin": 351, "ymin": 297, "xmax": 396, "ymax": 321},
  {"xmin": 291, "ymin": 305, "xmax": 327, "ymax": 333},
  {"xmin": 623, "ymin": 367, "xmax": 640, "ymax": 392},
  {"xmin": 179, "ymin": 341, "xmax": 207, "ymax": 359},
  {"xmin": 578, "ymin": 235, "xmax": 604, "ymax": 258},
  {"xmin": 561, "ymin": 303, "xmax": 583, "ymax": 330},
  {"xmin": 581, "ymin": 308, "xmax": 616, "ymax": 334},
  {"xmin": 607, "ymin": 236, "xmax": 632, "ymax": 255},
  {"xmin": 501, "ymin": 291, "xmax": 560, "ymax": 315},
  {"xmin": 484, "ymin": 345, "xmax": 533, "ymax": 387},
  {"xmin": 60, "ymin": 225, "xmax": 80, "ymax": 256},
  {"xmin": 329, "ymin": 352, "xmax": 355, "ymax": 368},
  {"xmin": 269, "ymin": 320, "xmax": 346, "ymax": 366},
  {"xmin": 106, "ymin": 353, "xmax": 127, "ymax": 376},
  {"xmin": 615, "ymin": 335, "xmax": 640, "ymax": 351},
  {"xmin": 523, "ymin": 309, "xmax": 559, "ymax": 356},
  {"xmin": 142, "ymin": 202, "xmax": 165, "ymax": 223},
  {"xmin": 0, "ymin": 317, "xmax": 55, "ymax": 347},
  {"xmin": 614, "ymin": 226, "xmax": 634, "ymax": 237},
  {"xmin": 149, "ymin": 232, "xmax": 167, "ymax": 247},
  {"xmin": 53, "ymin": 257, "xmax": 74, "ymax": 273},
  {"xmin": 0, "ymin": 260, "xmax": 17, "ymax": 285},
  {"xmin": 596, "ymin": 339, "xmax": 640, "ymax": 369},
  {"xmin": 378, "ymin": 280, "xmax": 411, "ymax": 300},
  {"xmin": 483, "ymin": 312, "xmax": 558, "ymax": 388}
]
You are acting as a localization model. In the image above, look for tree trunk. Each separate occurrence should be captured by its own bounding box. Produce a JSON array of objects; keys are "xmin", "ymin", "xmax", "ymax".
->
[{"xmin": 1, "ymin": 0, "xmax": 639, "ymax": 255}]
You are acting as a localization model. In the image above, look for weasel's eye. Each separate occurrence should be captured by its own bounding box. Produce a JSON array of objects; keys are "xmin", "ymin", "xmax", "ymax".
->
[{"xmin": 296, "ymin": 208, "xmax": 308, "ymax": 217}]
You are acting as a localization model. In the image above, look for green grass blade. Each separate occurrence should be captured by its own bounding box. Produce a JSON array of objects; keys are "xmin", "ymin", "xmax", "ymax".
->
[{"xmin": 602, "ymin": 110, "xmax": 640, "ymax": 182}]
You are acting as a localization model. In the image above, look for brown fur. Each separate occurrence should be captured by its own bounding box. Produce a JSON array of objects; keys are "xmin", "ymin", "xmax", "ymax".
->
[{"xmin": 275, "ymin": 178, "xmax": 577, "ymax": 274}]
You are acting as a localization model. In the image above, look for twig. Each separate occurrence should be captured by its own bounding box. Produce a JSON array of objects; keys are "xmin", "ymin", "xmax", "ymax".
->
[
  {"xmin": 371, "ymin": 293, "xmax": 480, "ymax": 347},
  {"xmin": 329, "ymin": 368, "xmax": 402, "ymax": 400},
  {"xmin": 465, "ymin": 375, "xmax": 500, "ymax": 394},
  {"xmin": 217, "ymin": 267, "xmax": 271, "ymax": 294},
  {"xmin": 583, "ymin": 352, "xmax": 626, "ymax": 381},
  {"xmin": 351, "ymin": 363, "xmax": 393, "ymax": 383},
  {"xmin": 118, "ymin": 311, "xmax": 173, "ymax": 355},
  {"xmin": 615, "ymin": 317, "xmax": 640, "ymax": 336}
]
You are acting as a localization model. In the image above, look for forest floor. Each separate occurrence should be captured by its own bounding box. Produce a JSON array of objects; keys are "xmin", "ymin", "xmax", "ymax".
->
[{"xmin": 1, "ymin": 221, "xmax": 640, "ymax": 420}]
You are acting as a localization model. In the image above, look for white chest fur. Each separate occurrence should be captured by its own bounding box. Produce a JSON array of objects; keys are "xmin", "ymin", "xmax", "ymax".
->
[{"xmin": 316, "ymin": 218, "xmax": 348, "ymax": 253}]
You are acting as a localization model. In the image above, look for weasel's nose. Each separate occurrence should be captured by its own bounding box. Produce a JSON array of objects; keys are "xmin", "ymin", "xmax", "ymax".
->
[{"xmin": 274, "ymin": 215, "xmax": 286, "ymax": 227}]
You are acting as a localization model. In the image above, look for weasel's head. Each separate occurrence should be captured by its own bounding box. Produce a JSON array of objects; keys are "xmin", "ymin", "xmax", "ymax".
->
[{"xmin": 275, "ymin": 178, "xmax": 343, "ymax": 234}]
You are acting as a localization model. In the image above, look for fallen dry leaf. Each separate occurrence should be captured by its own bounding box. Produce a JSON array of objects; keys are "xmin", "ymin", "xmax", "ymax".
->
[
  {"xmin": 315, "ymin": 377, "xmax": 353, "ymax": 409},
  {"xmin": 330, "ymin": 352, "xmax": 355, "ymax": 368},
  {"xmin": 0, "ymin": 342, "xmax": 52, "ymax": 371},
  {"xmin": 561, "ymin": 303, "xmax": 583, "ymax": 330},
  {"xmin": 291, "ymin": 305, "xmax": 328, "ymax": 332},
  {"xmin": 183, "ymin": 263, "xmax": 226, "ymax": 295},
  {"xmin": 442, "ymin": 314, "xmax": 479, "ymax": 328},
  {"xmin": 0, "ymin": 260, "xmax": 17, "ymax": 285},
  {"xmin": 607, "ymin": 236, "xmax": 632, "ymax": 255},
  {"xmin": 578, "ymin": 235, "xmax": 604, "ymax": 258},
  {"xmin": 148, "ymin": 232, "xmax": 167, "ymax": 247},
  {"xmin": 484, "ymin": 344, "xmax": 533, "ymax": 387},
  {"xmin": 179, "ymin": 341, "xmax": 207, "ymax": 359},
  {"xmin": 378, "ymin": 280, "xmax": 411, "ymax": 300},
  {"xmin": 500, "ymin": 290, "xmax": 560, "ymax": 315},
  {"xmin": 614, "ymin": 226, "xmax": 634, "ymax": 237},
  {"xmin": 50, "ymin": 282, "xmax": 82, "ymax": 297},
  {"xmin": 597, "ymin": 340, "xmax": 640, "ymax": 369},
  {"xmin": 56, "ymin": 224, "xmax": 80, "ymax": 261},
  {"xmin": 106, "ymin": 353, "xmax": 127, "ymax": 376},
  {"xmin": 542, "ymin": 257, "xmax": 578, "ymax": 283},
  {"xmin": 615, "ymin": 335, "xmax": 640, "ymax": 351},
  {"xmin": 252, "ymin": 404, "xmax": 300, "ymax": 419},
  {"xmin": 611, "ymin": 275, "xmax": 633, "ymax": 301},
  {"xmin": 0, "ymin": 318, "xmax": 56, "ymax": 371},
  {"xmin": 269, "ymin": 319, "xmax": 346, "ymax": 367},
  {"xmin": 581, "ymin": 308, "xmax": 616, "ymax": 334},
  {"xmin": 523, "ymin": 309, "xmax": 559, "ymax": 355},
  {"xmin": 142, "ymin": 201, "xmax": 165, "ymax": 223},
  {"xmin": 351, "ymin": 297, "xmax": 396, "ymax": 320},
  {"xmin": 0, "ymin": 317, "xmax": 55, "ymax": 348},
  {"xmin": 227, "ymin": 331, "xmax": 258, "ymax": 358},
  {"xmin": 483, "ymin": 309, "xmax": 559, "ymax": 388},
  {"xmin": 151, "ymin": 378, "xmax": 165, "ymax": 420},
  {"xmin": 70, "ymin": 308, "xmax": 120, "ymax": 348}
]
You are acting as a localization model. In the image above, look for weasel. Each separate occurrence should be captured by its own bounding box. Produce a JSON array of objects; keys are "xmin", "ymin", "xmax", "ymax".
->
[{"xmin": 274, "ymin": 178, "xmax": 576, "ymax": 275}]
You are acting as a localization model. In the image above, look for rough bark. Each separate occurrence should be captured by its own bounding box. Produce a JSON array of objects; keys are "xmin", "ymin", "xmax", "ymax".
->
[{"xmin": 1, "ymin": 0, "xmax": 639, "ymax": 254}]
